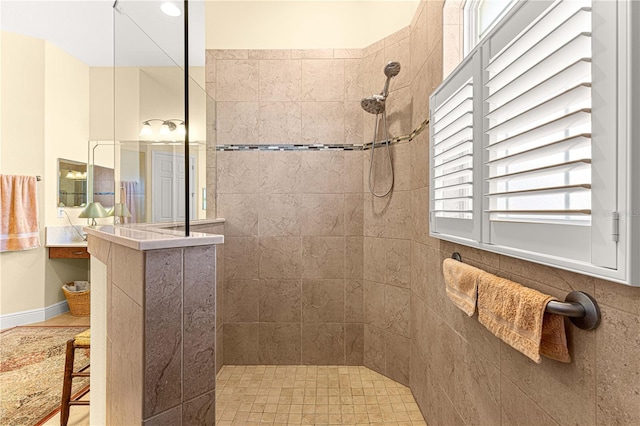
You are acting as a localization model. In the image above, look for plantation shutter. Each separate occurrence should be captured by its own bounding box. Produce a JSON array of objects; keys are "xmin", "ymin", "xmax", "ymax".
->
[{"xmin": 430, "ymin": 52, "xmax": 482, "ymax": 242}]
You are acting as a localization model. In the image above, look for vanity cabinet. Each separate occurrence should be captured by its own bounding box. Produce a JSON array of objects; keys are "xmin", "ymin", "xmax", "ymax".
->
[{"xmin": 48, "ymin": 247, "xmax": 90, "ymax": 259}]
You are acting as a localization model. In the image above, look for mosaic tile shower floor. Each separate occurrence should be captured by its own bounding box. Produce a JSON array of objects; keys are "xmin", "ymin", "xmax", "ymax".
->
[{"xmin": 216, "ymin": 365, "xmax": 427, "ymax": 425}]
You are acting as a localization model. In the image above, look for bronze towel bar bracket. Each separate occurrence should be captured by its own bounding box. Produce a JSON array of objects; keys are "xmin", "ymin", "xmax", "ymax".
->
[{"xmin": 450, "ymin": 252, "xmax": 601, "ymax": 330}]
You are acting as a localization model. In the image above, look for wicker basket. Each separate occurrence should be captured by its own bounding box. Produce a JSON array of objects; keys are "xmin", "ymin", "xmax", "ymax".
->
[{"xmin": 62, "ymin": 285, "xmax": 91, "ymax": 317}]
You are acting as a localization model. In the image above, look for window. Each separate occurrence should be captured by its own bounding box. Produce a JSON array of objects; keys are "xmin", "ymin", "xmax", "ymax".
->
[
  {"xmin": 430, "ymin": 0, "xmax": 638, "ymax": 286},
  {"xmin": 464, "ymin": 0, "xmax": 517, "ymax": 54}
]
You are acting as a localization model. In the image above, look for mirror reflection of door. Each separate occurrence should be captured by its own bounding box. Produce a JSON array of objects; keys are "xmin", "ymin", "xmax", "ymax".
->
[{"xmin": 151, "ymin": 151, "xmax": 195, "ymax": 222}]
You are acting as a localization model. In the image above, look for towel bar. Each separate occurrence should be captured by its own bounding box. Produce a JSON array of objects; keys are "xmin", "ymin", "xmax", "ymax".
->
[{"xmin": 450, "ymin": 252, "xmax": 601, "ymax": 330}]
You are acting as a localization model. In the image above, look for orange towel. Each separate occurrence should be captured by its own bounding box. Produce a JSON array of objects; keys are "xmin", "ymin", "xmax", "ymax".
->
[
  {"xmin": 477, "ymin": 273, "xmax": 570, "ymax": 364},
  {"xmin": 1, "ymin": 175, "xmax": 40, "ymax": 252},
  {"xmin": 442, "ymin": 258, "xmax": 484, "ymax": 316}
]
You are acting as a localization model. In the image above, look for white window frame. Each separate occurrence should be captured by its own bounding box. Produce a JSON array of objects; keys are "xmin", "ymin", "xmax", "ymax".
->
[
  {"xmin": 430, "ymin": 0, "xmax": 640, "ymax": 286},
  {"xmin": 463, "ymin": 0, "xmax": 518, "ymax": 55}
]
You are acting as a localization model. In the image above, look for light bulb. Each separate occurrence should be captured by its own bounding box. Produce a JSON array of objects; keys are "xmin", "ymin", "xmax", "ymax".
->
[
  {"xmin": 177, "ymin": 123, "xmax": 186, "ymax": 136},
  {"xmin": 139, "ymin": 122, "xmax": 152, "ymax": 137},
  {"xmin": 160, "ymin": 123, "xmax": 171, "ymax": 135},
  {"xmin": 160, "ymin": 2, "xmax": 181, "ymax": 17}
]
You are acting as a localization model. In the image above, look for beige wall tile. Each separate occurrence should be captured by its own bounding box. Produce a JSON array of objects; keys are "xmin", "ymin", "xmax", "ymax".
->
[
  {"xmin": 301, "ymin": 102, "xmax": 345, "ymax": 144},
  {"xmin": 299, "ymin": 151, "xmax": 345, "ymax": 193},
  {"xmin": 501, "ymin": 376, "xmax": 560, "ymax": 426},
  {"xmin": 292, "ymin": 49, "xmax": 334, "ymax": 59},
  {"xmin": 344, "ymin": 101, "xmax": 364, "ymax": 145},
  {"xmin": 259, "ymin": 236, "xmax": 302, "ymax": 279},
  {"xmin": 259, "ymin": 59, "xmax": 301, "ymax": 102},
  {"xmin": 385, "ymin": 285, "xmax": 410, "ymax": 337},
  {"xmin": 258, "ymin": 323, "xmax": 302, "ymax": 364},
  {"xmin": 258, "ymin": 101, "xmax": 301, "ymax": 145},
  {"xmin": 259, "ymin": 194, "xmax": 302, "ymax": 236},
  {"xmin": 111, "ymin": 244, "xmax": 144, "ymax": 306},
  {"xmin": 363, "ymin": 39, "xmax": 385, "ymax": 58},
  {"xmin": 216, "ymin": 60, "xmax": 258, "ymax": 101},
  {"xmin": 411, "ymin": 187, "xmax": 430, "ymax": 245},
  {"xmin": 217, "ymin": 151, "xmax": 260, "ymax": 194},
  {"xmin": 364, "ymin": 324, "xmax": 385, "ymax": 374},
  {"xmin": 596, "ymin": 306, "xmax": 640, "ymax": 425},
  {"xmin": 386, "ymin": 238, "xmax": 411, "ymax": 288},
  {"xmin": 410, "ymin": 131, "xmax": 429, "ymax": 189},
  {"xmin": 205, "ymin": 50, "xmax": 216, "ymax": 83},
  {"xmin": 344, "ymin": 59, "xmax": 363, "ymax": 101},
  {"xmin": 302, "ymin": 323, "xmax": 345, "ymax": 364},
  {"xmin": 183, "ymin": 391, "xmax": 216, "ymax": 425},
  {"xmin": 345, "ymin": 236, "xmax": 364, "ymax": 279},
  {"xmin": 385, "ymin": 37, "xmax": 411, "ymax": 91},
  {"xmin": 259, "ymin": 151, "xmax": 302, "ymax": 194},
  {"xmin": 410, "ymin": 6, "xmax": 428, "ymax": 82},
  {"xmin": 302, "ymin": 279, "xmax": 345, "ymax": 323},
  {"xmin": 300, "ymin": 194, "xmax": 344, "ymax": 236},
  {"xmin": 259, "ymin": 279, "xmax": 302, "ymax": 322},
  {"xmin": 224, "ymin": 236, "xmax": 259, "ymax": 280},
  {"xmin": 345, "ymin": 323, "xmax": 365, "ymax": 365},
  {"xmin": 302, "ymin": 59, "xmax": 345, "ymax": 102},
  {"xmin": 384, "ymin": 190, "xmax": 412, "ymax": 240},
  {"xmin": 216, "ymin": 193, "xmax": 259, "ymax": 236},
  {"xmin": 426, "ymin": 0, "xmax": 444, "ymax": 58},
  {"xmin": 344, "ymin": 193, "xmax": 364, "ymax": 236},
  {"xmin": 595, "ymin": 279, "xmax": 640, "ymax": 316},
  {"xmin": 334, "ymin": 49, "xmax": 363, "ymax": 59},
  {"xmin": 391, "ymin": 142, "xmax": 412, "ymax": 191},
  {"xmin": 224, "ymin": 279, "xmax": 260, "ymax": 323},
  {"xmin": 363, "ymin": 237, "xmax": 386, "ymax": 283},
  {"xmin": 362, "ymin": 49, "xmax": 386, "ymax": 98},
  {"xmin": 212, "ymin": 50, "xmax": 249, "ymax": 59},
  {"xmin": 346, "ymin": 279, "xmax": 364, "ymax": 323},
  {"xmin": 454, "ymin": 341, "xmax": 501, "ymax": 425},
  {"xmin": 364, "ymin": 280, "xmax": 386, "ymax": 329},
  {"xmin": 110, "ymin": 284, "xmax": 144, "ymax": 423},
  {"xmin": 144, "ymin": 249, "xmax": 183, "ymax": 418},
  {"xmin": 386, "ymin": 85, "xmax": 413, "ymax": 138},
  {"xmin": 223, "ymin": 323, "xmax": 259, "ymax": 364},
  {"xmin": 216, "ymin": 101, "xmax": 259, "ymax": 145},
  {"xmin": 249, "ymin": 49, "xmax": 292, "ymax": 59},
  {"xmin": 302, "ymin": 236, "xmax": 345, "ymax": 279},
  {"xmin": 385, "ymin": 332, "xmax": 410, "ymax": 386}
]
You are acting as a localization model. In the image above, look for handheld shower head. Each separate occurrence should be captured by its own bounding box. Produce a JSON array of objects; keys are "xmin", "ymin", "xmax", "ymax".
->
[
  {"xmin": 382, "ymin": 61, "xmax": 401, "ymax": 97},
  {"xmin": 384, "ymin": 61, "xmax": 401, "ymax": 78},
  {"xmin": 361, "ymin": 95, "xmax": 385, "ymax": 114}
]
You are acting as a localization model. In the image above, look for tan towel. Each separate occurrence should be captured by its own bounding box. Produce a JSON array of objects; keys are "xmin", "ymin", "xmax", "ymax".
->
[
  {"xmin": 477, "ymin": 273, "xmax": 570, "ymax": 364},
  {"xmin": 540, "ymin": 312, "xmax": 571, "ymax": 363},
  {"xmin": 443, "ymin": 258, "xmax": 484, "ymax": 316},
  {"xmin": 1, "ymin": 175, "xmax": 40, "ymax": 252}
]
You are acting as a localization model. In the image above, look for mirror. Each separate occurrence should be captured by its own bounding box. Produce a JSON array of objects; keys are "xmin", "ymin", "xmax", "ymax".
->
[{"xmin": 57, "ymin": 159, "xmax": 87, "ymax": 207}]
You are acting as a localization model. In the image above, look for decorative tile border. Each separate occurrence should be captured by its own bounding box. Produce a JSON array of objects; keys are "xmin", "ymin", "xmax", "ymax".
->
[{"xmin": 215, "ymin": 118, "xmax": 430, "ymax": 152}]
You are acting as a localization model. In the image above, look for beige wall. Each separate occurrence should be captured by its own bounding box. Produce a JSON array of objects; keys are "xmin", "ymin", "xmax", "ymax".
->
[
  {"xmin": 0, "ymin": 32, "xmax": 47, "ymax": 315},
  {"xmin": 0, "ymin": 31, "xmax": 92, "ymax": 315},
  {"xmin": 205, "ymin": 1, "xmax": 420, "ymax": 50}
]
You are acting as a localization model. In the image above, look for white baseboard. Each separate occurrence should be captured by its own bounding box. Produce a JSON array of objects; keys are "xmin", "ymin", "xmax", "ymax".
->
[{"xmin": 0, "ymin": 300, "xmax": 69, "ymax": 330}]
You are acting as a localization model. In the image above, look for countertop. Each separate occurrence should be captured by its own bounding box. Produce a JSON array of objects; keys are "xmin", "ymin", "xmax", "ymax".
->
[{"xmin": 84, "ymin": 224, "xmax": 224, "ymax": 251}]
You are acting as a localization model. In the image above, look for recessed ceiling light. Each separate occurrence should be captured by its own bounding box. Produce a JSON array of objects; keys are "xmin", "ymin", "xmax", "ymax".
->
[{"xmin": 160, "ymin": 2, "xmax": 181, "ymax": 17}]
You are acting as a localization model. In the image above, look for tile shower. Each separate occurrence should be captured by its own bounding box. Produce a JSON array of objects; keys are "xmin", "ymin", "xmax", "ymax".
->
[{"xmin": 205, "ymin": 1, "xmax": 640, "ymax": 425}]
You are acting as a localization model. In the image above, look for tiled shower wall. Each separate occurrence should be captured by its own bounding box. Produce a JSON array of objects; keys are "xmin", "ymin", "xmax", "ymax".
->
[
  {"xmin": 205, "ymin": 1, "xmax": 640, "ymax": 424},
  {"xmin": 405, "ymin": 2, "xmax": 640, "ymax": 426},
  {"xmin": 206, "ymin": 49, "xmax": 366, "ymax": 366}
]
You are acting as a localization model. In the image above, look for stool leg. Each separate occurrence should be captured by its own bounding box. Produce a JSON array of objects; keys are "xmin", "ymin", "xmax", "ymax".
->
[{"xmin": 60, "ymin": 339, "xmax": 75, "ymax": 426}]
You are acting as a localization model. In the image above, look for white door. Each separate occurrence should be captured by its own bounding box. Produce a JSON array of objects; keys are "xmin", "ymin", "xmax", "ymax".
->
[{"xmin": 152, "ymin": 151, "xmax": 195, "ymax": 222}]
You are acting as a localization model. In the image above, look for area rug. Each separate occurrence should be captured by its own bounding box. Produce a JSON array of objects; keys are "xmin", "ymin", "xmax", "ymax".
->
[{"xmin": 0, "ymin": 326, "xmax": 90, "ymax": 426}]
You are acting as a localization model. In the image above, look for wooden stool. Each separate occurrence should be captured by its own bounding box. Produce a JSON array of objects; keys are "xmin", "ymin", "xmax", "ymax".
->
[{"xmin": 60, "ymin": 329, "xmax": 90, "ymax": 426}]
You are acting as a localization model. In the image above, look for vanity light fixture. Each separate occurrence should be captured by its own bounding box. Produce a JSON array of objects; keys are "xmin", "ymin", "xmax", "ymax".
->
[
  {"xmin": 78, "ymin": 202, "xmax": 108, "ymax": 226},
  {"xmin": 139, "ymin": 119, "xmax": 185, "ymax": 138},
  {"xmin": 160, "ymin": 2, "xmax": 181, "ymax": 17}
]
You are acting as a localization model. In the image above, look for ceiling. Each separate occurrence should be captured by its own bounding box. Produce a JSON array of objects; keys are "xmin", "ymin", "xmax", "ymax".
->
[{"xmin": 0, "ymin": 0, "xmax": 205, "ymax": 67}]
